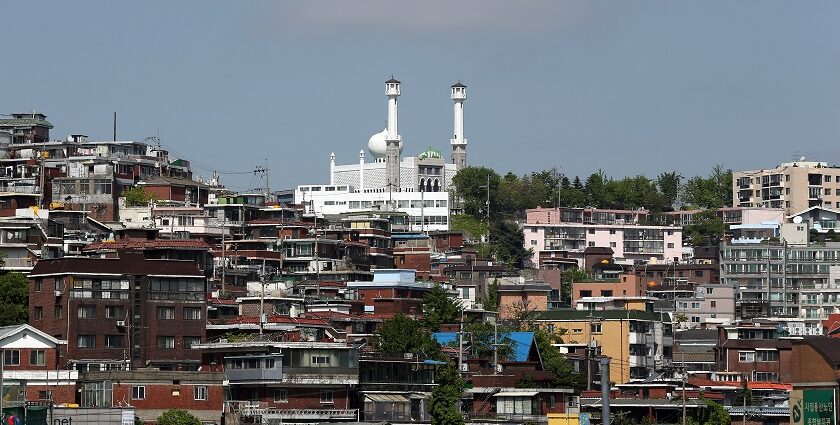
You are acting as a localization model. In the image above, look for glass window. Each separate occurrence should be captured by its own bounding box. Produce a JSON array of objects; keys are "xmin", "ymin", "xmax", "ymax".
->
[
  {"xmin": 274, "ymin": 389, "xmax": 288, "ymax": 403},
  {"xmin": 34, "ymin": 306, "xmax": 43, "ymax": 320},
  {"xmin": 183, "ymin": 307, "xmax": 202, "ymax": 320},
  {"xmin": 183, "ymin": 336, "xmax": 201, "ymax": 349},
  {"xmin": 738, "ymin": 351, "xmax": 755, "ymax": 362},
  {"xmin": 105, "ymin": 335, "xmax": 124, "ymax": 348},
  {"xmin": 156, "ymin": 307, "xmax": 175, "ymax": 320},
  {"xmin": 29, "ymin": 350, "xmax": 45, "ymax": 367},
  {"xmin": 194, "ymin": 386, "xmax": 208, "ymax": 401},
  {"xmin": 320, "ymin": 390, "xmax": 334, "ymax": 404},
  {"xmin": 156, "ymin": 336, "xmax": 175, "ymax": 349},
  {"xmin": 77, "ymin": 335, "xmax": 96, "ymax": 348},
  {"xmin": 77, "ymin": 305, "xmax": 96, "ymax": 318},
  {"xmin": 590, "ymin": 323, "xmax": 602, "ymax": 334},
  {"xmin": 3, "ymin": 350, "xmax": 20, "ymax": 366},
  {"xmin": 54, "ymin": 305, "xmax": 62, "ymax": 319},
  {"xmin": 131, "ymin": 386, "xmax": 145, "ymax": 400},
  {"xmin": 105, "ymin": 306, "xmax": 124, "ymax": 319}
]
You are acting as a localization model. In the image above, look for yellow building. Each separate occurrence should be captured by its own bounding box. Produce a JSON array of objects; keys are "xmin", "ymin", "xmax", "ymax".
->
[{"xmin": 532, "ymin": 309, "xmax": 673, "ymax": 385}]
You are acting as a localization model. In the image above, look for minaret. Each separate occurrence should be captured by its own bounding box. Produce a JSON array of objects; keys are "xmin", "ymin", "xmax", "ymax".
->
[
  {"xmin": 358, "ymin": 149, "xmax": 365, "ymax": 191},
  {"xmin": 385, "ymin": 77, "xmax": 402, "ymax": 190},
  {"xmin": 329, "ymin": 152, "xmax": 336, "ymax": 185},
  {"xmin": 451, "ymin": 81, "xmax": 467, "ymax": 171}
]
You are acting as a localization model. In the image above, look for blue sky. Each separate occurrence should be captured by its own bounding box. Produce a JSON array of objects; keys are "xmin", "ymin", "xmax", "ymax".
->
[{"xmin": 3, "ymin": 1, "xmax": 840, "ymax": 192}]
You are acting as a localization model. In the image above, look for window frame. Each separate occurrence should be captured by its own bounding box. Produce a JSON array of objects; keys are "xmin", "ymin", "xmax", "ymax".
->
[{"xmin": 131, "ymin": 386, "xmax": 146, "ymax": 400}]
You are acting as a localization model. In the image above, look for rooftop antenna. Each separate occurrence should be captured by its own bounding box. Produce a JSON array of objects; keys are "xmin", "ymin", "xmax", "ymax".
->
[{"xmin": 113, "ymin": 112, "xmax": 117, "ymax": 142}]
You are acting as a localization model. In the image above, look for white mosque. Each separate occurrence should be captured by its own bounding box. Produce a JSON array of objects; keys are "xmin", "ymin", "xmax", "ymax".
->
[{"xmin": 294, "ymin": 78, "xmax": 469, "ymax": 232}]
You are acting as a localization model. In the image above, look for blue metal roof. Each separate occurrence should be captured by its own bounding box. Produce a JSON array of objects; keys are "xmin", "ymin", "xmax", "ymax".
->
[
  {"xmin": 433, "ymin": 331, "xmax": 537, "ymax": 363},
  {"xmin": 392, "ymin": 233, "xmax": 430, "ymax": 240}
]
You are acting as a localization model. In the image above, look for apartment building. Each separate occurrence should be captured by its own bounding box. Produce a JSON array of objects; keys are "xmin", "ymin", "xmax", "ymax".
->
[
  {"xmin": 733, "ymin": 160, "xmax": 840, "ymax": 213},
  {"xmin": 524, "ymin": 207, "xmax": 682, "ymax": 267},
  {"xmin": 720, "ymin": 240, "xmax": 840, "ymax": 325},
  {"xmin": 195, "ymin": 338, "xmax": 360, "ymax": 424},
  {"xmin": 674, "ymin": 284, "xmax": 736, "ymax": 329},
  {"xmin": 28, "ymin": 253, "xmax": 207, "ymax": 371},
  {"xmin": 715, "ymin": 322, "xmax": 793, "ymax": 382},
  {"xmin": 532, "ymin": 309, "xmax": 673, "ymax": 384}
]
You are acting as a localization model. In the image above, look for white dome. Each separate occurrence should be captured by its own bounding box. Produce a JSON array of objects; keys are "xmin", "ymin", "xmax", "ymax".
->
[{"xmin": 367, "ymin": 128, "xmax": 403, "ymax": 159}]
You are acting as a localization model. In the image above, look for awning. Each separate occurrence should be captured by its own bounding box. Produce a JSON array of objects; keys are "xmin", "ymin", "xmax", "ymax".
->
[
  {"xmin": 365, "ymin": 394, "xmax": 411, "ymax": 403},
  {"xmin": 493, "ymin": 391, "xmax": 539, "ymax": 397}
]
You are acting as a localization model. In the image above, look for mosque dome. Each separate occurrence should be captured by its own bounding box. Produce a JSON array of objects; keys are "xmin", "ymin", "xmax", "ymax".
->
[
  {"xmin": 367, "ymin": 128, "xmax": 403, "ymax": 158},
  {"xmin": 418, "ymin": 147, "xmax": 442, "ymax": 160}
]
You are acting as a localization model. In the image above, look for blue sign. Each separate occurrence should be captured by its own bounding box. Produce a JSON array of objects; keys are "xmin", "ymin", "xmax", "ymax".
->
[{"xmin": 579, "ymin": 413, "xmax": 590, "ymax": 425}]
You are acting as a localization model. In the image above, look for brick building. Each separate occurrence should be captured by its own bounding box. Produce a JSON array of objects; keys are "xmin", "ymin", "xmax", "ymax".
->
[
  {"xmin": 0, "ymin": 324, "xmax": 78, "ymax": 404},
  {"xmin": 715, "ymin": 322, "xmax": 793, "ymax": 382},
  {"xmin": 28, "ymin": 253, "xmax": 207, "ymax": 371}
]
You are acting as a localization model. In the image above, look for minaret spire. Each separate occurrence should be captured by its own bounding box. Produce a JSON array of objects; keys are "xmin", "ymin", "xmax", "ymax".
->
[
  {"xmin": 385, "ymin": 77, "xmax": 402, "ymax": 190},
  {"xmin": 450, "ymin": 81, "xmax": 467, "ymax": 171}
]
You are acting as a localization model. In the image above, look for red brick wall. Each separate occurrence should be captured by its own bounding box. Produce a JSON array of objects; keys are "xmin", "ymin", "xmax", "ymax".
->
[
  {"xmin": 791, "ymin": 343, "xmax": 840, "ymax": 383},
  {"xmin": 112, "ymin": 382, "xmax": 224, "ymax": 411},
  {"xmin": 25, "ymin": 385, "xmax": 76, "ymax": 404},
  {"xmin": 0, "ymin": 347, "xmax": 59, "ymax": 370},
  {"xmin": 722, "ymin": 347, "xmax": 792, "ymax": 382}
]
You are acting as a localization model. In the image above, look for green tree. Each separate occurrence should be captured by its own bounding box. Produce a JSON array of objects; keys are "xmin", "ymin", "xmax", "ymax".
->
[
  {"xmin": 682, "ymin": 164, "xmax": 733, "ymax": 209},
  {"xmin": 533, "ymin": 327, "xmax": 585, "ymax": 392},
  {"xmin": 423, "ymin": 284, "xmax": 462, "ymax": 331},
  {"xmin": 657, "ymin": 171, "xmax": 682, "ymax": 210},
  {"xmin": 689, "ymin": 398, "xmax": 731, "ymax": 425},
  {"xmin": 683, "ymin": 210, "xmax": 726, "ymax": 246},
  {"xmin": 429, "ymin": 362, "xmax": 465, "ymax": 425},
  {"xmin": 585, "ymin": 170, "xmax": 613, "ymax": 208},
  {"xmin": 484, "ymin": 278, "xmax": 500, "ymax": 311},
  {"xmin": 156, "ymin": 409, "xmax": 201, "ymax": 425},
  {"xmin": 490, "ymin": 219, "xmax": 531, "ymax": 269},
  {"xmin": 463, "ymin": 320, "xmax": 513, "ymax": 361},
  {"xmin": 561, "ymin": 269, "xmax": 591, "ymax": 308},
  {"xmin": 451, "ymin": 167, "xmax": 501, "ymax": 218},
  {"xmin": 122, "ymin": 186, "xmax": 158, "ymax": 207},
  {"xmin": 0, "ymin": 272, "xmax": 28, "ymax": 326},
  {"xmin": 377, "ymin": 313, "xmax": 440, "ymax": 357}
]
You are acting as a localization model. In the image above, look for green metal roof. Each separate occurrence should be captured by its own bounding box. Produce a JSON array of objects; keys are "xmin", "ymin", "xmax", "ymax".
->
[
  {"xmin": 531, "ymin": 309, "xmax": 670, "ymax": 322},
  {"xmin": 0, "ymin": 118, "xmax": 54, "ymax": 129}
]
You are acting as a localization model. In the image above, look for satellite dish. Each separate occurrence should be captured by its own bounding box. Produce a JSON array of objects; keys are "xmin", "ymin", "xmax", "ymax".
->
[{"xmin": 793, "ymin": 216, "xmax": 803, "ymax": 224}]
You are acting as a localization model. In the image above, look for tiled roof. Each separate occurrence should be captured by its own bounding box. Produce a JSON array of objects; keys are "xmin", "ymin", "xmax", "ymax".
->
[
  {"xmin": 0, "ymin": 117, "xmax": 53, "ymax": 129},
  {"xmin": 85, "ymin": 239, "xmax": 211, "ymax": 250},
  {"xmin": 31, "ymin": 252, "xmax": 201, "ymax": 276},
  {"xmin": 675, "ymin": 329, "xmax": 718, "ymax": 341}
]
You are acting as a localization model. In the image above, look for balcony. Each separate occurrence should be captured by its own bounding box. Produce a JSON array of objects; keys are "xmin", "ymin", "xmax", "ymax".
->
[
  {"xmin": 225, "ymin": 354, "xmax": 283, "ymax": 383},
  {"xmin": 231, "ymin": 403, "xmax": 359, "ymax": 421}
]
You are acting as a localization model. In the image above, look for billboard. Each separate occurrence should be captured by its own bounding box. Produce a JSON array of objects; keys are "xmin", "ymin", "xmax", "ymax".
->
[{"xmin": 791, "ymin": 389, "xmax": 836, "ymax": 425}]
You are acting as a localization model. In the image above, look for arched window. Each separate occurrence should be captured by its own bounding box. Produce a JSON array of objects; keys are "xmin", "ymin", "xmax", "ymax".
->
[
  {"xmin": 426, "ymin": 180, "xmax": 432, "ymax": 192},
  {"xmin": 419, "ymin": 178, "xmax": 425, "ymax": 192},
  {"xmin": 433, "ymin": 179, "xmax": 440, "ymax": 192}
]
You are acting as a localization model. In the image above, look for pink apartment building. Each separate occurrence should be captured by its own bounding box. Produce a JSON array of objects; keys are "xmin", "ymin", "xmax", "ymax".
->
[{"xmin": 524, "ymin": 207, "xmax": 683, "ymax": 268}]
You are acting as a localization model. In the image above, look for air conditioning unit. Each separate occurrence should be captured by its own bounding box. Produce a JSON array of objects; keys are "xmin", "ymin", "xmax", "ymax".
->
[
  {"xmin": 116, "ymin": 320, "xmax": 126, "ymax": 327},
  {"xmin": 54, "ymin": 290, "xmax": 62, "ymax": 297}
]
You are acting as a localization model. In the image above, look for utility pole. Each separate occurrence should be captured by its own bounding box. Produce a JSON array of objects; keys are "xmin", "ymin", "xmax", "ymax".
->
[
  {"xmin": 457, "ymin": 309, "xmax": 464, "ymax": 375},
  {"xmin": 254, "ymin": 161, "xmax": 270, "ymax": 200},
  {"xmin": 313, "ymin": 200, "xmax": 321, "ymax": 300},
  {"xmin": 485, "ymin": 173, "xmax": 490, "ymax": 244},
  {"xmin": 493, "ymin": 321, "xmax": 498, "ymax": 375},
  {"xmin": 681, "ymin": 351, "xmax": 687, "ymax": 425},
  {"xmin": 259, "ymin": 259, "xmax": 267, "ymax": 335},
  {"xmin": 600, "ymin": 357, "xmax": 610, "ymax": 425}
]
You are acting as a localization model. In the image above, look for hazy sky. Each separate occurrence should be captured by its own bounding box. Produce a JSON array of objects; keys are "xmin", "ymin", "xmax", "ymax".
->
[{"xmin": 3, "ymin": 2, "xmax": 840, "ymax": 192}]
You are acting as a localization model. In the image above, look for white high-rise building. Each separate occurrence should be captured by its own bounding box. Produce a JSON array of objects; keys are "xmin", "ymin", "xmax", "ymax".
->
[{"xmin": 295, "ymin": 78, "xmax": 470, "ymax": 232}]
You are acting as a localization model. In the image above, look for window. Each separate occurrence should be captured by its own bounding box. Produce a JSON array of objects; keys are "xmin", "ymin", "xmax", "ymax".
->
[
  {"xmin": 105, "ymin": 335, "xmax": 124, "ymax": 348},
  {"xmin": 194, "ymin": 386, "xmax": 208, "ymax": 401},
  {"xmin": 588, "ymin": 241, "xmax": 595, "ymax": 247},
  {"xmin": 696, "ymin": 270, "xmax": 705, "ymax": 278},
  {"xmin": 609, "ymin": 229, "xmax": 616, "ymax": 235},
  {"xmin": 105, "ymin": 306, "xmax": 124, "ymax": 319},
  {"xmin": 826, "ymin": 175, "xmax": 832, "ymax": 183},
  {"xmin": 77, "ymin": 335, "xmax": 96, "ymax": 348},
  {"xmin": 755, "ymin": 372, "xmax": 779, "ymax": 381},
  {"xmin": 590, "ymin": 323, "xmax": 602, "ymax": 334},
  {"xmin": 691, "ymin": 316, "xmax": 700, "ymax": 323},
  {"xmin": 667, "ymin": 243, "xmax": 675, "ymax": 249},
  {"xmin": 588, "ymin": 229, "xmax": 595, "ymax": 234},
  {"xmin": 3, "ymin": 350, "xmax": 20, "ymax": 366},
  {"xmin": 131, "ymin": 386, "xmax": 145, "ymax": 400},
  {"xmin": 183, "ymin": 336, "xmax": 201, "ymax": 349},
  {"xmin": 183, "ymin": 307, "xmax": 202, "ymax": 320},
  {"xmin": 691, "ymin": 302, "xmax": 700, "ymax": 309},
  {"xmin": 54, "ymin": 306, "xmax": 62, "ymax": 319},
  {"xmin": 274, "ymin": 389, "xmax": 288, "ymax": 403},
  {"xmin": 157, "ymin": 336, "xmax": 176, "ymax": 349},
  {"xmin": 610, "ymin": 242, "xmax": 617, "ymax": 248},
  {"xmin": 738, "ymin": 351, "xmax": 755, "ymax": 362},
  {"xmin": 756, "ymin": 350, "xmax": 779, "ymax": 362},
  {"xmin": 311, "ymin": 355, "xmax": 331, "ymax": 365},
  {"xmin": 710, "ymin": 301, "xmax": 717, "ymax": 308},
  {"xmin": 320, "ymin": 390, "xmax": 334, "ymax": 404},
  {"xmin": 530, "ymin": 240, "xmax": 537, "ymax": 246},
  {"xmin": 34, "ymin": 306, "xmax": 43, "ymax": 320},
  {"xmin": 34, "ymin": 279, "xmax": 42, "ymax": 292},
  {"xmin": 77, "ymin": 305, "xmax": 96, "ymax": 318},
  {"xmin": 156, "ymin": 307, "xmax": 175, "ymax": 320},
  {"xmin": 29, "ymin": 350, "xmax": 45, "ymax": 366}
]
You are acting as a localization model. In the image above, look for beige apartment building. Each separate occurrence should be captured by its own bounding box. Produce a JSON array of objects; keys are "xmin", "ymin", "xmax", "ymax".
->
[{"xmin": 733, "ymin": 161, "xmax": 840, "ymax": 214}]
